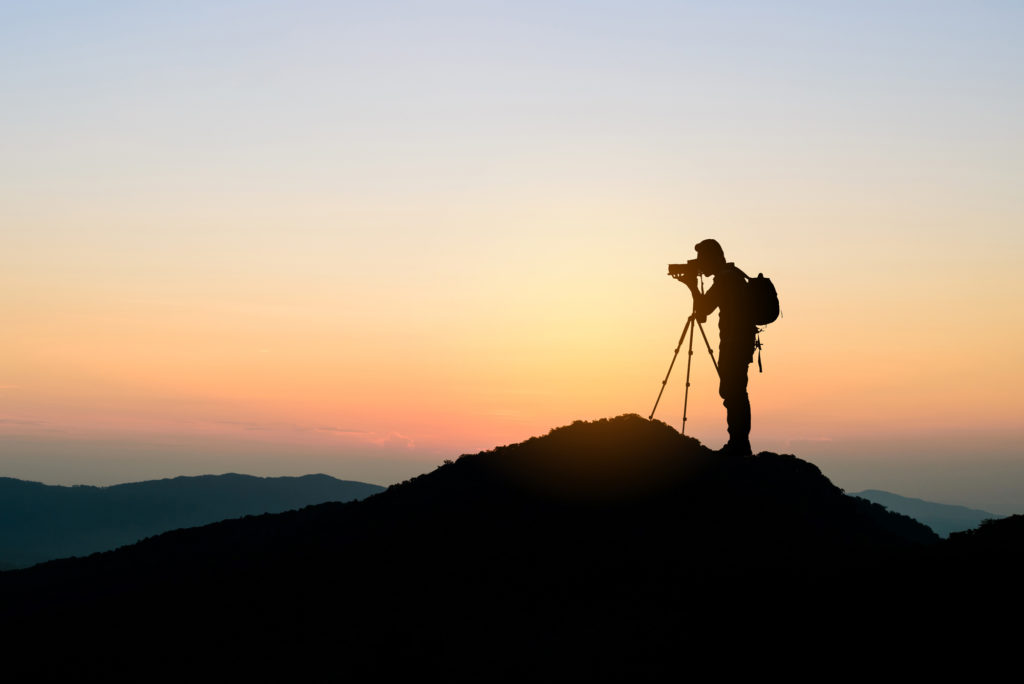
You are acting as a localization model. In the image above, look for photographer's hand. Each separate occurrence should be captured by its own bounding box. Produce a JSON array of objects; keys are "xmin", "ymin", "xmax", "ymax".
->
[
  {"xmin": 677, "ymin": 273, "xmax": 709, "ymax": 321},
  {"xmin": 676, "ymin": 271, "xmax": 698, "ymax": 290}
]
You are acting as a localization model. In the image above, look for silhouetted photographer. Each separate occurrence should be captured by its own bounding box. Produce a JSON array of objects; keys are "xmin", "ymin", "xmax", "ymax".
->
[
  {"xmin": 670, "ymin": 239, "xmax": 764, "ymax": 456},
  {"xmin": 649, "ymin": 239, "xmax": 779, "ymax": 453},
  {"xmin": 674, "ymin": 239, "xmax": 758, "ymax": 455}
]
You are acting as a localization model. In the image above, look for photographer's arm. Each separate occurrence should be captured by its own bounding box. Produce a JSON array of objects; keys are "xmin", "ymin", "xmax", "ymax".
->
[{"xmin": 677, "ymin": 274, "xmax": 718, "ymax": 322}]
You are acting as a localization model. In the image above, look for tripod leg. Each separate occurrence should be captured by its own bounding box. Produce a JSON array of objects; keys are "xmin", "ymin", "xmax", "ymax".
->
[
  {"xmin": 695, "ymin": 318, "xmax": 720, "ymax": 375},
  {"xmin": 681, "ymin": 312, "xmax": 697, "ymax": 435},
  {"xmin": 649, "ymin": 315, "xmax": 693, "ymax": 420}
]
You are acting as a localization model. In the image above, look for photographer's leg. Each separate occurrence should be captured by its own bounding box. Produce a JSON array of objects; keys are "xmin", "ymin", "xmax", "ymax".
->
[{"xmin": 718, "ymin": 344, "xmax": 753, "ymax": 455}]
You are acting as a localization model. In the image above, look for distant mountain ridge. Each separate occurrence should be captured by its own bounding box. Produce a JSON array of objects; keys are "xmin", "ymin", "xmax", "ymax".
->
[
  {"xmin": 0, "ymin": 473, "xmax": 384, "ymax": 569},
  {"xmin": 849, "ymin": 489, "xmax": 1002, "ymax": 537}
]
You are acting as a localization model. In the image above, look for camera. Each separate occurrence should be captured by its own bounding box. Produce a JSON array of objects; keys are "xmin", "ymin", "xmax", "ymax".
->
[{"xmin": 667, "ymin": 259, "xmax": 701, "ymax": 279}]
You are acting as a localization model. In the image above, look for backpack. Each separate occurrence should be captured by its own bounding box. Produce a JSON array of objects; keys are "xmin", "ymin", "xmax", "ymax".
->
[
  {"xmin": 745, "ymin": 272, "xmax": 780, "ymax": 326},
  {"xmin": 735, "ymin": 267, "xmax": 780, "ymax": 373}
]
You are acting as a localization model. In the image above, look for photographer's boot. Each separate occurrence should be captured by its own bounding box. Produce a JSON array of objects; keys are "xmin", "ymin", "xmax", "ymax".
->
[{"xmin": 719, "ymin": 438, "xmax": 752, "ymax": 457}]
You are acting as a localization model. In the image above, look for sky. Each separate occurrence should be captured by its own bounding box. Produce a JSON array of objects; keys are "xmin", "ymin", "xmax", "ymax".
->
[{"xmin": 2, "ymin": 1, "xmax": 1022, "ymax": 513}]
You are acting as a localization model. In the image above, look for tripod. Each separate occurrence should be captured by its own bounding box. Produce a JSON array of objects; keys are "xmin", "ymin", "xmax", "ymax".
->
[{"xmin": 649, "ymin": 307, "xmax": 720, "ymax": 435}]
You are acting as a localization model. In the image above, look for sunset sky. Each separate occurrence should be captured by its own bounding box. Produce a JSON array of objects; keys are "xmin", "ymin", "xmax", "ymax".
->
[{"xmin": 2, "ymin": 2, "xmax": 1022, "ymax": 513}]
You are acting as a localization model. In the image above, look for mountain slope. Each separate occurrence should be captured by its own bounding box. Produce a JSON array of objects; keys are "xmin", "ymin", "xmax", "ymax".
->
[
  {"xmin": 849, "ymin": 488, "xmax": 1001, "ymax": 537},
  {"xmin": 0, "ymin": 473, "xmax": 384, "ymax": 569}
]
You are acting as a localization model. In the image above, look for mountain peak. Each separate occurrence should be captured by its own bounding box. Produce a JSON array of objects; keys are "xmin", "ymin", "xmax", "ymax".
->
[{"xmin": 370, "ymin": 414, "xmax": 938, "ymax": 556}]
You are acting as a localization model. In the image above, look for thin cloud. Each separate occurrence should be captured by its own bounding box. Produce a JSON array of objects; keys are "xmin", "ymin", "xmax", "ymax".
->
[
  {"xmin": 316, "ymin": 427, "xmax": 371, "ymax": 435},
  {"xmin": 0, "ymin": 418, "xmax": 44, "ymax": 426},
  {"xmin": 368, "ymin": 432, "xmax": 416, "ymax": 449},
  {"xmin": 208, "ymin": 420, "xmax": 416, "ymax": 449}
]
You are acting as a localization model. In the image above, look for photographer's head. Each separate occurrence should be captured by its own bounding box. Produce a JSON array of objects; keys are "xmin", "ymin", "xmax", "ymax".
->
[{"xmin": 694, "ymin": 238, "xmax": 726, "ymax": 276}]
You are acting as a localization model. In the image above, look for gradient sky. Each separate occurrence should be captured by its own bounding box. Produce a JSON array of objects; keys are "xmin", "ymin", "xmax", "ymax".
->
[{"xmin": 2, "ymin": 2, "xmax": 1022, "ymax": 513}]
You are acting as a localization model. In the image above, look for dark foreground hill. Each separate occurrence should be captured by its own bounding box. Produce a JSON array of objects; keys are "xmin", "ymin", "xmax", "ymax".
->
[
  {"xmin": 0, "ymin": 473, "xmax": 384, "ymax": 569},
  {"xmin": 1, "ymin": 415, "xmax": 1020, "ymax": 677}
]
